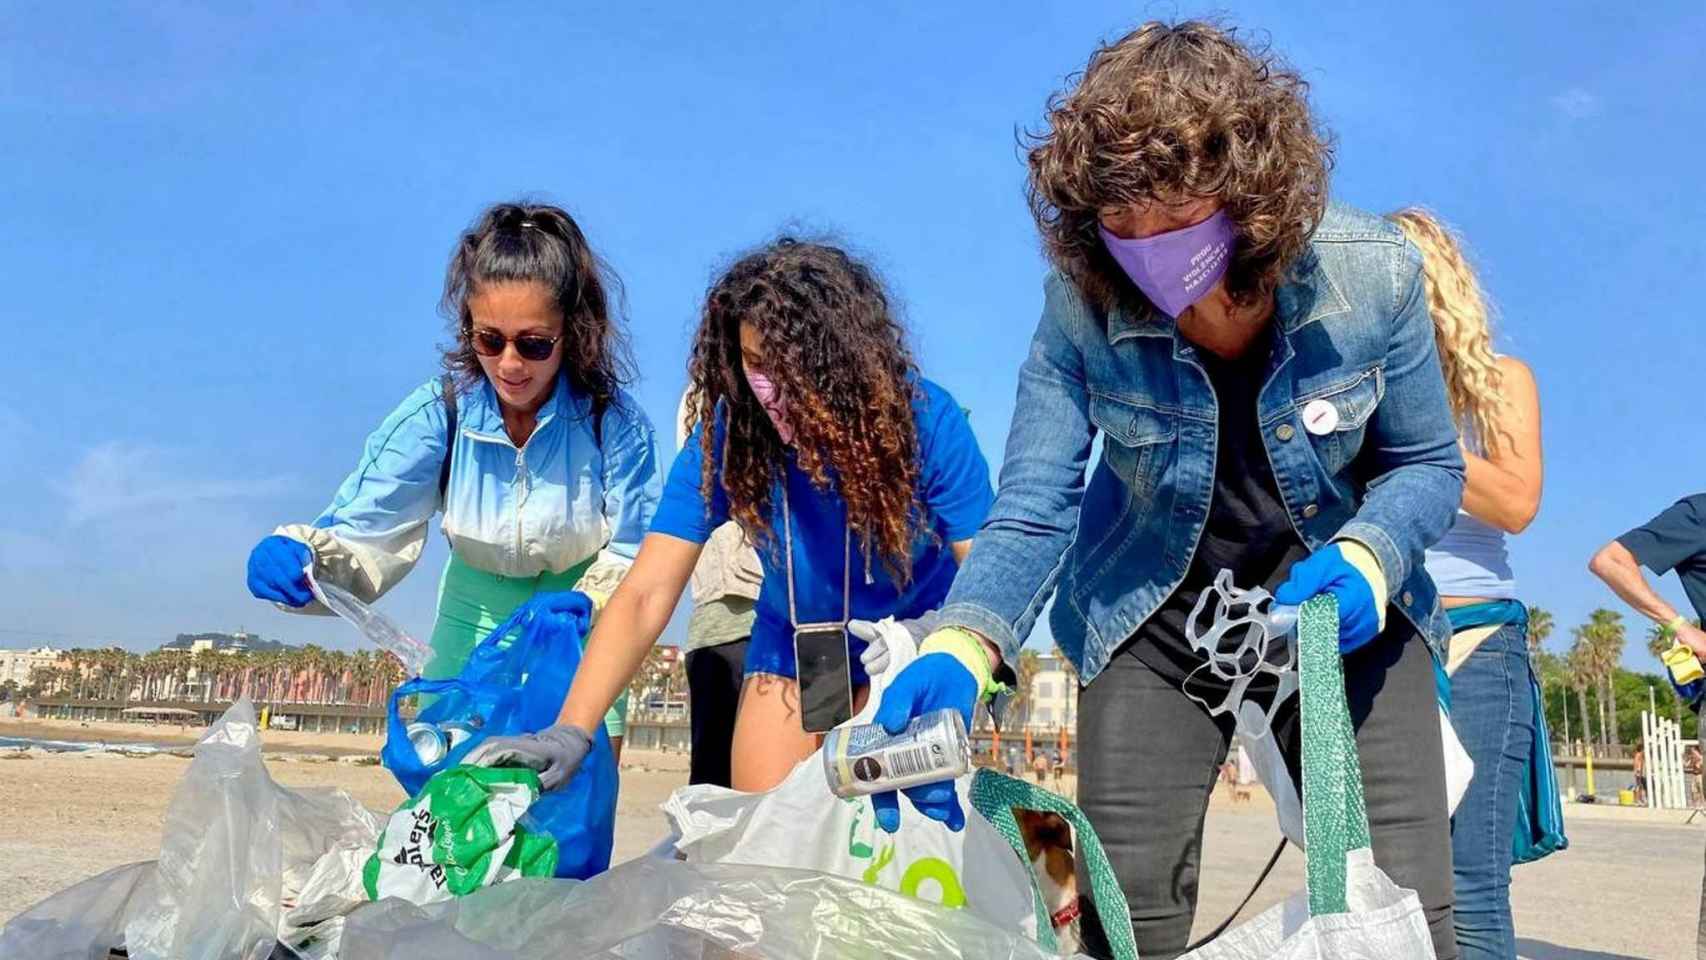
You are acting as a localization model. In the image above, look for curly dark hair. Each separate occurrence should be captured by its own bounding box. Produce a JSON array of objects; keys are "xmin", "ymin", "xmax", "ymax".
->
[
  {"xmin": 1025, "ymin": 20, "xmax": 1335, "ymax": 315},
  {"xmin": 685, "ymin": 238, "xmax": 926, "ymax": 583},
  {"xmin": 440, "ymin": 201, "xmax": 635, "ymax": 423}
]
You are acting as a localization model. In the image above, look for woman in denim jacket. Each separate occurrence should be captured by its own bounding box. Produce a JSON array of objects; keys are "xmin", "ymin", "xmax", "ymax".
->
[
  {"xmin": 244, "ymin": 202, "xmax": 661, "ymax": 756},
  {"xmin": 873, "ymin": 22, "xmax": 1465, "ymax": 960}
]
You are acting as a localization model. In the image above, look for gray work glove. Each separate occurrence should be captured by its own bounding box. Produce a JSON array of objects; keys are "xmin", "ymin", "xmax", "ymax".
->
[{"xmin": 463, "ymin": 724, "xmax": 592, "ymax": 792}]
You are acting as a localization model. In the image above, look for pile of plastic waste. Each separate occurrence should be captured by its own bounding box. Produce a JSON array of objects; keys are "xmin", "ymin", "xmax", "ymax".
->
[{"xmin": 0, "ymin": 698, "xmax": 1086, "ymax": 960}]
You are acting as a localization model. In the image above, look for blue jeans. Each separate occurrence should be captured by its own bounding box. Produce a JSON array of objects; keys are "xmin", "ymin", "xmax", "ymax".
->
[{"xmin": 1448, "ymin": 620, "xmax": 1535, "ymax": 960}]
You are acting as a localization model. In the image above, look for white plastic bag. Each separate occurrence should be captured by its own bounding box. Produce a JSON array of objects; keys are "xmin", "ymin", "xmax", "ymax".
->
[
  {"xmin": 340, "ymin": 856, "xmax": 1080, "ymax": 960},
  {"xmin": 1240, "ymin": 703, "xmax": 1472, "ymax": 850},
  {"xmin": 0, "ymin": 862, "xmax": 156, "ymax": 960},
  {"xmin": 662, "ymin": 617, "xmax": 1040, "ymax": 940}
]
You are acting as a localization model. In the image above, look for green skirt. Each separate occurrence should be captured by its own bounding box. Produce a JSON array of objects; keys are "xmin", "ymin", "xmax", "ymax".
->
[{"xmin": 425, "ymin": 553, "xmax": 628, "ymax": 737}]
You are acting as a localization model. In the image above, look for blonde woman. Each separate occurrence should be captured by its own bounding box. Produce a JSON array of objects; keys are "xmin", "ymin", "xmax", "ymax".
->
[{"xmin": 1393, "ymin": 209, "xmax": 1544, "ymax": 960}]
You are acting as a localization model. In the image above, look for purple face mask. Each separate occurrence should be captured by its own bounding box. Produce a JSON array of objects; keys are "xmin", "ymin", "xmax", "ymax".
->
[
  {"xmin": 744, "ymin": 368, "xmax": 795, "ymax": 444},
  {"xmin": 1099, "ymin": 210, "xmax": 1237, "ymax": 319}
]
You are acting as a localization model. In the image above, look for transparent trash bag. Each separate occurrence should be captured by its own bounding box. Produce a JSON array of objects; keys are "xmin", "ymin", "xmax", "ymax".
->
[
  {"xmin": 0, "ymin": 700, "xmax": 383, "ymax": 960},
  {"xmin": 340, "ymin": 857, "xmax": 1089, "ymax": 960}
]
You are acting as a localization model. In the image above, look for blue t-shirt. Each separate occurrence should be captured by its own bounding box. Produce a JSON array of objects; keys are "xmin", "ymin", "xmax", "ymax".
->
[{"xmin": 651, "ymin": 379, "xmax": 993, "ymax": 655}]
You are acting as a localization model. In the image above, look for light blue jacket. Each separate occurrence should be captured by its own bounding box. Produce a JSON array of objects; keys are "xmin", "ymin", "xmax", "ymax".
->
[
  {"xmin": 940, "ymin": 203, "xmax": 1465, "ymax": 682},
  {"xmin": 278, "ymin": 372, "xmax": 661, "ymax": 607}
]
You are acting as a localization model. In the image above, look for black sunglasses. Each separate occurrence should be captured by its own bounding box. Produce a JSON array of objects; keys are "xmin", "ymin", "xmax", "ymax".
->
[{"xmin": 468, "ymin": 327, "xmax": 562, "ymax": 362}]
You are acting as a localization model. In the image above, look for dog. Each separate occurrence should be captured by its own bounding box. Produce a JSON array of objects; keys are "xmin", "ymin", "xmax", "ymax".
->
[{"xmin": 1015, "ymin": 808, "xmax": 1082, "ymax": 954}]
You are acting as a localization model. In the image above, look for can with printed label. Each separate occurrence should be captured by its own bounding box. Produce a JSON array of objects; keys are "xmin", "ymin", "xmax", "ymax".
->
[{"xmin": 822, "ymin": 708, "xmax": 972, "ymax": 798}]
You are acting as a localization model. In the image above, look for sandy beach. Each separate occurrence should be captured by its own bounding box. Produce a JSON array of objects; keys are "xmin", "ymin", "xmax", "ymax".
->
[{"xmin": 0, "ymin": 714, "xmax": 389, "ymax": 758}]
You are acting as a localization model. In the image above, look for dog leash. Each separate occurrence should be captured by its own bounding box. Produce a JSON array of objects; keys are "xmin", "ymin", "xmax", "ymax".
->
[{"xmin": 1182, "ymin": 837, "xmax": 1289, "ymax": 951}]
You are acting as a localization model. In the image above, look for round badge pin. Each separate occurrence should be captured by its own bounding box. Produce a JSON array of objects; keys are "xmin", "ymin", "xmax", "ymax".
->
[{"xmin": 1301, "ymin": 398, "xmax": 1339, "ymax": 435}]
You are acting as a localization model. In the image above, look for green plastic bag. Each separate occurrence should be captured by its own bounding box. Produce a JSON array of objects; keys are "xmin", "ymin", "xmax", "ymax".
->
[{"xmin": 362, "ymin": 765, "xmax": 559, "ymax": 904}]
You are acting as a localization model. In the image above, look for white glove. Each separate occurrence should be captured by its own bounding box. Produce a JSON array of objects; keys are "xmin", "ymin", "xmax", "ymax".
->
[
  {"xmin": 849, "ymin": 611, "xmax": 938, "ymax": 679},
  {"xmin": 850, "ymin": 620, "xmax": 892, "ymax": 675}
]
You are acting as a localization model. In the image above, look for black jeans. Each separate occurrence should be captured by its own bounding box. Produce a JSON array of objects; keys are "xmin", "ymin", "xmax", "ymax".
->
[
  {"xmin": 1075, "ymin": 624, "xmax": 1457, "ymax": 960},
  {"xmin": 685, "ymin": 639, "xmax": 749, "ymax": 788}
]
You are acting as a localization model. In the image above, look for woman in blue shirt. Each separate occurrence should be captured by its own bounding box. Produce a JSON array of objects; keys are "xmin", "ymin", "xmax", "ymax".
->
[
  {"xmin": 243, "ymin": 202, "xmax": 661, "ymax": 755},
  {"xmin": 468, "ymin": 237, "xmax": 993, "ymax": 792}
]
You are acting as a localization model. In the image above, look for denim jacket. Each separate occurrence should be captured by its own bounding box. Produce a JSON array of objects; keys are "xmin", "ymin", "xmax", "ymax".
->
[
  {"xmin": 940, "ymin": 203, "xmax": 1464, "ymax": 682},
  {"xmin": 277, "ymin": 372, "xmax": 661, "ymax": 611}
]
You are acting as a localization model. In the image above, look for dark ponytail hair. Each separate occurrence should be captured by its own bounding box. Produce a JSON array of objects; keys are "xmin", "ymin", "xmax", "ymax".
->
[{"xmin": 440, "ymin": 201, "xmax": 635, "ymax": 424}]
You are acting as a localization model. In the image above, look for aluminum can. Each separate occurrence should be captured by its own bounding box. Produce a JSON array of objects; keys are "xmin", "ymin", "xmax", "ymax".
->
[
  {"xmin": 822, "ymin": 708, "xmax": 971, "ymax": 798},
  {"xmin": 406, "ymin": 721, "xmax": 447, "ymax": 765}
]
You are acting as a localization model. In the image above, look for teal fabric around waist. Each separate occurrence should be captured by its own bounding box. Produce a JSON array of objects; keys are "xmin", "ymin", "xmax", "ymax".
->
[{"xmin": 1446, "ymin": 598, "xmax": 1527, "ymax": 634}]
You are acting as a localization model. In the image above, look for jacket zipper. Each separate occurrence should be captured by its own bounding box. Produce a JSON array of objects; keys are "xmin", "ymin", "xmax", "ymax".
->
[{"xmin": 463, "ymin": 418, "xmax": 547, "ymax": 567}]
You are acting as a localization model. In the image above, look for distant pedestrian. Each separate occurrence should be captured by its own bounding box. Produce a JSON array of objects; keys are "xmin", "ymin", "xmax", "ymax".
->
[{"xmin": 1634, "ymin": 745, "xmax": 1648, "ymax": 806}]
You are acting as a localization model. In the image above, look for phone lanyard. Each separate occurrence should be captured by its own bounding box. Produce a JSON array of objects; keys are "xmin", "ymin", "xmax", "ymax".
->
[{"xmin": 781, "ymin": 484, "xmax": 851, "ymax": 630}]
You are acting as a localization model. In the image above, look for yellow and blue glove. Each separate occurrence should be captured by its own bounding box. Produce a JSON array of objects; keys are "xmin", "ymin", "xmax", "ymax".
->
[
  {"xmin": 1659, "ymin": 618, "xmax": 1705, "ymax": 707},
  {"xmin": 1274, "ymin": 542, "xmax": 1387, "ymax": 654},
  {"xmin": 869, "ymin": 626, "xmax": 998, "ymax": 834}
]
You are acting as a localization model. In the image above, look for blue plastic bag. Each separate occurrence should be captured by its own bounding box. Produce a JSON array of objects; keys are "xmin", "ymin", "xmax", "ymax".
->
[{"xmin": 382, "ymin": 593, "xmax": 618, "ymax": 879}]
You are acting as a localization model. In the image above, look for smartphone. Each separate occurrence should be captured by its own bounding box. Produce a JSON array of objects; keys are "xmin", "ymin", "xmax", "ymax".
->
[{"xmin": 794, "ymin": 623, "xmax": 854, "ymax": 734}]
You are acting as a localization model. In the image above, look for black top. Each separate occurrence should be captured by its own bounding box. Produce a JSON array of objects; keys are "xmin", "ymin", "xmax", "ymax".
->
[
  {"xmin": 1618, "ymin": 494, "xmax": 1706, "ymax": 622},
  {"xmin": 1130, "ymin": 332, "xmax": 1311, "ymax": 689}
]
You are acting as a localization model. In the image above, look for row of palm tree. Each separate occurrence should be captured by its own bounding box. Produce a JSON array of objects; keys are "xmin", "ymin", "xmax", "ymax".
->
[
  {"xmin": 1528, "ymin": 606, "xmax": 1701, "ymax": 748},
  {"xmin": 15, "ymin": 644, "xmax": 408, "ymax": 709}
]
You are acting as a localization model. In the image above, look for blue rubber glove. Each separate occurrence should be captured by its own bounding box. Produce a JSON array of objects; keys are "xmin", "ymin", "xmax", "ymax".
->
[
  {"xmin": 1273, "ymin": 543, "xmax": 1381, "ymax": 654},
  {"xmin": 869, "ymin": 650, "xmax": 979, "ymax": 834},
  {"xmin": 514, "ymin": 590, "xmax": 595, "ymax": 632},
  {"xmin": 246, "ymin": 535, "xmax": 315, "ymax": 607}
]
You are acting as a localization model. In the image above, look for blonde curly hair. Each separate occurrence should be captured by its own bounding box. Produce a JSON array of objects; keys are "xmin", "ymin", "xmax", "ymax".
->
[{"xmin": 1386, "ymin": 208, "xmax": 1507, "ymax": 452}]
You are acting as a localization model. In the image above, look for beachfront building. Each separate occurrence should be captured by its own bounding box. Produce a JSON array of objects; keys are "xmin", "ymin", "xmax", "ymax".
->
[
  {"xmin": 0, "ymin": 646, "xmax": 65, "ymax": 688},
  {"xmin": 1025, "ymin": 652, "xmax": 1079, "ymax": 733}
]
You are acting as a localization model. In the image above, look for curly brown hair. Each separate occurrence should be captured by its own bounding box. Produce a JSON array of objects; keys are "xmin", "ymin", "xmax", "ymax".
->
[
  {"xmin": 685, "ymin": 238, "xmax": 926, "ymax": 583},
  {"xmin": 1026, "ymin": 20, "xmax": 1335, "ymax": 315},
  {"xmin": 440, "ymin": 201, "xmax": 635, "ymax": 424}
]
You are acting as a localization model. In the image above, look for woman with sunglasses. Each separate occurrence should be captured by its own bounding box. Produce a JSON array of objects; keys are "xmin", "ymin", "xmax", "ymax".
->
[
  {"xmin": 465, "ymin": 237, "xmax": 993, "ymax": 794},
  {"xmin": 244, "ymin": 201, "xmax": 660, "ymax": 757}
]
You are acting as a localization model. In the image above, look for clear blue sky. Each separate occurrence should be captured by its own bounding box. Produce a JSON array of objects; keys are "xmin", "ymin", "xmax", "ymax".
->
[{"xmin": 2, "ymin": 2, "xmax": 1702, "ymax": 668}]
